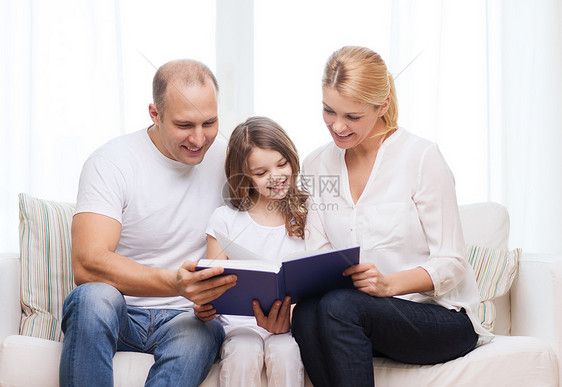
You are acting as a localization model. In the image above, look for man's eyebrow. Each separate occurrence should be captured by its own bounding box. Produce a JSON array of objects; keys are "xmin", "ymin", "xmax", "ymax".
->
[
  {"xmin": 172, "ymin": 120, "xmax": 194, "ymax": 125},
  {"xmin": 172, "ymin": 116, "xmax": 218, "ymax": 125}
]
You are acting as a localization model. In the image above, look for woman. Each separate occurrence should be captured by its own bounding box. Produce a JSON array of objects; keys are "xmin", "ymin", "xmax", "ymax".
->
[{"xmin": 291, "ymin": 46, "xmax": 492, "ymax": 387}]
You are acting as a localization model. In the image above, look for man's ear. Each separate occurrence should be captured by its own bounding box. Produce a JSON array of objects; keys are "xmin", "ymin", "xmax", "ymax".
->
[
  {"xmin": 148, "ymin": 103, "xmax": 160, "ymax": 125},
  {"xmin": 378, "ymin": 96, "xmax": 391, "ymax": 117}
]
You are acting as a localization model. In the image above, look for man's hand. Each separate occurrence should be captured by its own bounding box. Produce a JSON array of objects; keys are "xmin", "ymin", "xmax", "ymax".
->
[
  {"xmin": 176, "ymin": 260, "xmax": 237, "ymax": 305},
  {"xmin": 194, "ymin": 303, "xmax": 217, "ymax": 322},
  {"xmin": 253, "ymin": 296, "xmax": 291, "ymax": 334}
]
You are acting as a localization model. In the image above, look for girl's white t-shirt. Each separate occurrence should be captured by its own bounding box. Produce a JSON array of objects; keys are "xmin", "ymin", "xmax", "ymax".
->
[{"xmin": 206, "ymin": 205, "xmax": 305, "ymax": 334}]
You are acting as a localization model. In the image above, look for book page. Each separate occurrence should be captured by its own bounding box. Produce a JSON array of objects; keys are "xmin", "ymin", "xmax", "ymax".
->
[
  {"xmin": 283, "ymin": 246, "xmax": 360, "ymax": 264},
  {"xmin": 215, "ymin": 231, "xmax": 264, "ymax": 261},
  {"xmin": 197, "ymin": 258, "xmax": 281, "ymax": 273}
]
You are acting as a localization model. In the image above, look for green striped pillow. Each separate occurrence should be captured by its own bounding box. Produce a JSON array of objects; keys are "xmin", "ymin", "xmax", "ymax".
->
[
  {"xmin": 18, "ymin": 193, "xmax": 76, "ymax": 341},
  {"xmin": 466, "ymin": 245, "xmax": 521, "ymax": 332}
]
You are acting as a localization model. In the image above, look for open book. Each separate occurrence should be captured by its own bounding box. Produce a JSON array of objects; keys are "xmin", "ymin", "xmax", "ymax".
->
[{"xmin": 196, "ymin": 232, "xmax": 360, "ymax": 316}]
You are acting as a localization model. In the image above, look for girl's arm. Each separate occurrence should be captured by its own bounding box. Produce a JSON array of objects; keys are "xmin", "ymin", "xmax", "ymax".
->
[{"xmin": 206, "ymin": 235, "xmax": 228, "ymax": 260}]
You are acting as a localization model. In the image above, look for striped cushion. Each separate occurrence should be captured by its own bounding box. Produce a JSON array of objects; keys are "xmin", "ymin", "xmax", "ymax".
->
[
  {"xmin": 18, "ymin": 193, "xmax": 76, "ymax": 341},
  {"xmin": 466, "ymin": 245, "xmax": 521, "ymax": 332}
]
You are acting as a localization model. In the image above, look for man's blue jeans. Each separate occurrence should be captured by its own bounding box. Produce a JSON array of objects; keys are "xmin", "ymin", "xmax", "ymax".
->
[
  {"xmin": 292, "ymin": 289, "xmax": 478, "ymax": 387},
  {"xmin": 59, "ymin": 283, "xmax": 224, "ymax": 387}
]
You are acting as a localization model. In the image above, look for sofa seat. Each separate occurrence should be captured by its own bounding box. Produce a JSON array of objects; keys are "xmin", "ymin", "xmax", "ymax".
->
[{"xmin": 0, "ymin": 333, "xmax": 557, "ymax": 387}]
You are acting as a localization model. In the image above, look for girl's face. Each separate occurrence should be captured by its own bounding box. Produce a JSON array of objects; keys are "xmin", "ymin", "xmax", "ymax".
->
[
  {"xmin": 247, "ymin": 147, "xmax": 293, "ymax": 201},
  {"xmin": 322, "ymin": 87, "xmax": 387, "ymax": 150}
]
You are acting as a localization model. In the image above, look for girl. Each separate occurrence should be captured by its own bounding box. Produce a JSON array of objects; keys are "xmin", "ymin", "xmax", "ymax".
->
[{"xmin": 195, "ymin": 116, "xmax": 308, "ymax": 387}]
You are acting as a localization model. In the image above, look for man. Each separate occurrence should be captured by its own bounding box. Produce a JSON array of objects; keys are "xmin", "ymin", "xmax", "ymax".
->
[{"xmin": 59, "ymin": 59, "xmax": 237, "ymax": 386}]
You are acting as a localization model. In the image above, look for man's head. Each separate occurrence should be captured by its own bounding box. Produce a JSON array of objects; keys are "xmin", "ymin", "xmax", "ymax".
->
[{"xmin": 148, "ymin": 59, "xmax": 219, "ymax": 166}]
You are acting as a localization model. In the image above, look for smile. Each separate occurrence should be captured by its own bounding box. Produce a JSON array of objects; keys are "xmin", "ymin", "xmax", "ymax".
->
[
  {"xmin": 268, "ymin": 179, "xmax": 287, "ymax": 190},
  {"xmin": 184, "ymin": 145, "xmax": 202, "ymax": 152},
  {"xmin": 333, "ymin": 131, "xmax": 353, "ymax": 138}
]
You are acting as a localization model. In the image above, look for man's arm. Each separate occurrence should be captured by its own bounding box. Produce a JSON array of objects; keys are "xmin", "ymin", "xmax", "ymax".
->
[{"xmin": 71, "ymin": 212, "xmax": 237, "ymax": 305}]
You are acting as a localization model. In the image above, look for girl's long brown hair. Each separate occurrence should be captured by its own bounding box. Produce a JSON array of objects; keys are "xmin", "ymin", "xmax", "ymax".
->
[{"xmin": 225, "ymin": 116, "xmax": 308, "ymax": 239}]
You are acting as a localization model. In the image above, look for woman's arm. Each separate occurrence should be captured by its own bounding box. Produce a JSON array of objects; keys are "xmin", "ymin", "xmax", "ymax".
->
[
  {"xmin": 413, "ymin": 144, "xmax": 467, "ymax": 297},
  {"xmin": 305, "ymin": 197, "xmax": 333, "ymax": 251},
  {"xmin": 344, "ymin": 264, "xmax": 433, "ymax": 297}
]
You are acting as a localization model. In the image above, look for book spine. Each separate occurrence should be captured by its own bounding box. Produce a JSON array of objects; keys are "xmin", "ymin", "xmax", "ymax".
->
[{"xmin": 278, "ymin": 266, "xmax": 286, "ymax": 301}]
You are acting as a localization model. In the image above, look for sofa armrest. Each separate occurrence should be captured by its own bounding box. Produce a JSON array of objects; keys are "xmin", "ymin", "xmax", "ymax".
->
[
  {"xmin": 511, "ymin": 252, "xmax": 562, "ymax": 376},
  {"xmin": 0, "ymin": 254, "xmax": 21, "ymax": 341},
  {"xmin": 511, "ymin": 253, "xmax": 562, "ymax": 340}
]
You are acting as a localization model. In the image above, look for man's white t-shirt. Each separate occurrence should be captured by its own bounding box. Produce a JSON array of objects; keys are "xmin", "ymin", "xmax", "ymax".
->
[{"xmin": 75, "ymin": 127, "xmax": 227, "ymax": 310}]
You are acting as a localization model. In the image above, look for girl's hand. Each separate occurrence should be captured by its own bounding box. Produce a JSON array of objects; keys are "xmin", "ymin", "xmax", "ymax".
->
[
  {"xmin": 344, "ymin": 262, "xmax": 394, "ymax": 297},
  {"xmin": 194, "ymin": 303, "xmax": 217, "ymax": 322},
  {"xmin": 253, "ymin": 296, "xmax": 291, "ymax": 334}
]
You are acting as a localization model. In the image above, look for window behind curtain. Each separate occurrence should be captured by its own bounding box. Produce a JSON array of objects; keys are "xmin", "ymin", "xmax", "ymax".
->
[
  {"xmin": 0, "ymin": 1, "xmax": 216, "ymax": 253},
  {"xmin": 253, "ymin": 0, "xmax": 490, "ymax": 205}
]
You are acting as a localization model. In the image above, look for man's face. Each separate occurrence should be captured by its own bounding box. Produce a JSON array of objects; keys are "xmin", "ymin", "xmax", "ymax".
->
[{"xmin": 149, "ymin": 82, "xmax": 219, "ymax": 165}]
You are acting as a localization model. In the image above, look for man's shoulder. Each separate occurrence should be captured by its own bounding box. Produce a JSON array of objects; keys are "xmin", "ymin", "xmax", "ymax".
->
[
  {"xmin": 89, "ymin": 128, "xmax": 148, "ymax": 162},
  {"xmin": 199, "ymin": 137, "xmax": 227, "ymax": 168}
]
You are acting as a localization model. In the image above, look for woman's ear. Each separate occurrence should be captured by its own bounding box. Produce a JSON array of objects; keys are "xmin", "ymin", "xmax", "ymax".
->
[{"xmin": 378, "ymin": 96, "xmax": 391, "ymax": 117}]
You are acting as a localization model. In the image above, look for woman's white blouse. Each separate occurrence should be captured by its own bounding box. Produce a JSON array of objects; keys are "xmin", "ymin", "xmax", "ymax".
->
[{"xmin": 303, "ymin": 128, "xmax": 492, "ymax": 340}]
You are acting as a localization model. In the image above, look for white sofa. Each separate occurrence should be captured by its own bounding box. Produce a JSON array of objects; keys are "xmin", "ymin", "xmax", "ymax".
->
[{"xmin": 0, "ymin": 201, "xmax": 560, "ymax": 386}]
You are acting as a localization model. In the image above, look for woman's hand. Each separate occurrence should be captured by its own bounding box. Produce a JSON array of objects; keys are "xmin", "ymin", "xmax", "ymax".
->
[
  {"xmin": 194, "ymin": 303, "xmax": 218, "ymax": 322},
  {"xmin": 344, "ymin": 262, "xmax": 394, "ymax": 297},
  {"xmin": 253, "ymin": 296, "xmax": 291, "ymax": 334}
]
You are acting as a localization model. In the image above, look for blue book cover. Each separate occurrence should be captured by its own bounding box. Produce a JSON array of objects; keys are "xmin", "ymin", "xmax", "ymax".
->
[{"xmin": 196, "ymin": 246, "xmax": 360, "ymax": 316}]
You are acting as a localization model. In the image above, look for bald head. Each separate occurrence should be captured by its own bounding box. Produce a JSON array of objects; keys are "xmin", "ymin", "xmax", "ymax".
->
[{"xmin": 152, "ymin": 59, "xmax": 219, "ymax": 116}]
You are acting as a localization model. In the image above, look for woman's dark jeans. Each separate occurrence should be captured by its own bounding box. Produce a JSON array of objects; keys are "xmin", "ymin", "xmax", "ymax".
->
[{"xmin": 292, "ymin": 289, "xmax": 478, "ymax": 387}]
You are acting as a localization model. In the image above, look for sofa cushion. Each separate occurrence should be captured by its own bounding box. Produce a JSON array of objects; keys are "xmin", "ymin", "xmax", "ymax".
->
[
  {"xmin": 18, "ymin": 193, "xmax": 75, "ymax": 341},
  {"xmin": 459, "ymin": 202, "xmax": 510, "ymax": 250},
  {"xmin": 0, "ymin": 334, "xmax": 556, "ymax": 387},
  {"xmin": 466, "ymin": 245, "xmax": 521, "ymax": 331}
]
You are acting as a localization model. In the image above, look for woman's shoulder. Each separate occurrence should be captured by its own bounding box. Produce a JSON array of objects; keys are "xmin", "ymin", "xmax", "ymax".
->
[
  {"xmin": 395, "ymin": 128, "xmax": 436, "ymax": 148},
  {"xmin": 302, "ymin": 141, "xmax": 341, "ymax": 173}
]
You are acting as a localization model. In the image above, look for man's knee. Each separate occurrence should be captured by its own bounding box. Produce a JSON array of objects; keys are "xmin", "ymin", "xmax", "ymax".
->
[{"xmin": 62, "ymin": 283, "xmax": 125, "ymax": 332}]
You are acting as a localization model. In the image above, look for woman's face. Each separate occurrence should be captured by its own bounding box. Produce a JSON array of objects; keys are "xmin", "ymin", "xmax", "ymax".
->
[{"xmin": 322, "ymin": 87, "xmax": 386, "ymax": 150}]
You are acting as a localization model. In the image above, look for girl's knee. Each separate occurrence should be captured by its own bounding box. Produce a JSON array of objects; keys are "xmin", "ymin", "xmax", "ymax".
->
[
  {"xmin": 264, "ymin": 334, "xmax": 300, "ymax": 361},
  {"xmin": 221, "ymin": 330, "xmax": 264, "ymax": 373}
]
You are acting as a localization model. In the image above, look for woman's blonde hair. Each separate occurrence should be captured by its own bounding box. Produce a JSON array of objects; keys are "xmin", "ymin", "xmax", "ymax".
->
[
  {"xmin": 323, "ymin": 46, "xmax": 398, "ymax": 130},
  {"xmin": 225, "ymin": 116, "xmax": 308, "ymax": 239}
]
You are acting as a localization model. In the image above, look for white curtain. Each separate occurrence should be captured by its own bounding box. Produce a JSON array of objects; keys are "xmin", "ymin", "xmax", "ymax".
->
[
  {"xmin": 254, "ymin": 0, "xmax": 562, "ymax": 254},
  {"xmin": 2, "ymin": 0, "xmax": 561, "ymax": 255},
  {"xmin": 494, "ymin": 0, "xmax": 562, "ymax": 253},
  {"xmin": 0, "ymin": 0, "xmax": 216, "ymax": 253},
  {"xmin": 1, "ymin": 0, "xmax": 123, "ymax": 253}
]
